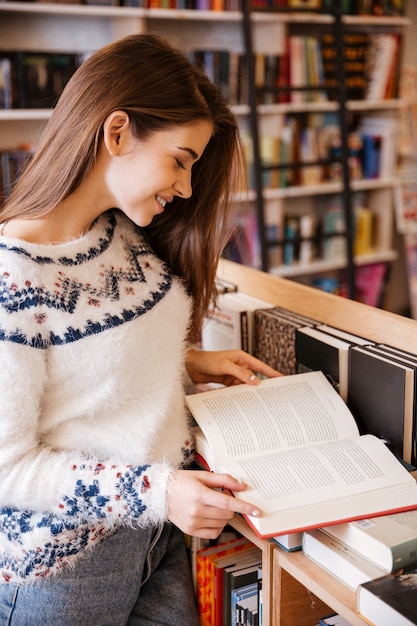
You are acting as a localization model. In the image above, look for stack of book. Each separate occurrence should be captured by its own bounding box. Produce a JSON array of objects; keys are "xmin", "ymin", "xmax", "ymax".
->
[{"xmin": 302, "ymin": 508, "xmax": 417, "ymax": 625}]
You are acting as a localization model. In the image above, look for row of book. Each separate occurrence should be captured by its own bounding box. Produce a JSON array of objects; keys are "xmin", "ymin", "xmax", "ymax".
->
[
  {"xmin": 195, "ymin": 535, "xmax": 262, "ymax": 626},
  {"xmin": 277, "ymin": 201, "xmax": 377, "ymax": 267},
  {"xmin": 0, "ymin": 51, "xmax": 82, "ymax": 109},
  {"xmin": 194, "ymin": 530, "xmax": 369, "ymax": 626},
  {"xmin": 0, "ymin": 0, "xmax": 242, "ymax": 9},
  {"xmin": 202, "ymin": 290, "xmax": 417, "ymax": 465},
  {"xmin": 274, "ymin": 505, "xmax": 417, "ymax": 625},
  {"xmin": 0, "ymin": 0, "xmax": 406, "ymax": 13},
  {"xmin": 253, "ymin": 0, "xmax": 406, "ymax": 14},
  {"xmin": 252, "ymin": 114, "xmax": 397, "ymax": 191},
  {"xmin": 191, "ymin": 31, "xmax": 401, "ymax": 109},
  {"xmin": 225, "ymin": 230, "xmax": 389, "ymax": 305},
  {"xmin": 0, "ymin": 28, "xmax": 402, "ymax": 111},
  {"xmin": 302, "ymin": 508, "xmax": 417, "ymax": 625}
]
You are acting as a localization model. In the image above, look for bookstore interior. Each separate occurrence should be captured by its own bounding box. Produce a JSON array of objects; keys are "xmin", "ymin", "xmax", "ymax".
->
[{"xmin": 3, "ymin": 0, "xmax": 417, "ymax": 624}]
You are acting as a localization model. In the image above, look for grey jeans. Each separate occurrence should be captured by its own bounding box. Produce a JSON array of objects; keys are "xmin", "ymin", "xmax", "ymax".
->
[{"xmin": 0, "ymin": 523, "xmax": 199, "ymax": 626}]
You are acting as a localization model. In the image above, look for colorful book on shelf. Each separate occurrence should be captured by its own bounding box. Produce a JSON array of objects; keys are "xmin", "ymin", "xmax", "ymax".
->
[
  {"xmin": 355, "ymin": 263, "xmax": 389, "ymax": 308},
  {"xmin": 232, "ymin": 581, "xmax": 259, "ymax": 626},
  {"xmin": 212, "ymin": 545, "xmax": 261, "ymax": 626},
  {"xmin": 358, "ymin": 114, "xmax": 398, "ymax": 179},
  {"xmin": 201, "ymin": 292, "xmax": 273, "ymax": 354},
  {"xmin": 320, "ymin": 31, "xmax": 369, "ymax": 101},
  {"xmin": 186, "ymin": 370, "xmax": 417, "ymax": 540},
  {"xmin": 0, "ymin": 57, "xmax": 12, "ymax": 109},
  {"xmin": 365, "ymin": 32, "xmax": 400, "ymax": 101},
  {"xmin": 222, "ymin": 554, "xmax": 262, "ymax": 626},
  {"xmin": 347, "ymin": 345, "xmax": 415, "ymax": 463},
  {"xmin": 288, "ymin": 35, "xmax": 305, "ymax": 105},
  {"xmin": 302, "ymin": 528, "xmax": 387, "ymax": 591},
  {"xmin": 356, "ymin": 565, "xmax": 417, "ymax": 626},
  {"xmin": 195, "ymin": 537, "xmax": 255, "ymax": 626},
  {"xmin": 321, "ymin": 508, "xmax": 417, "ymax": 574}
]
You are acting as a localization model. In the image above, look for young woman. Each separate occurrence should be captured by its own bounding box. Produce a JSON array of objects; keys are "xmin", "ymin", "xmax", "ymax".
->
[{"xmin": 0, "ymin": 33, "xmax": 279, "ymax": 625}]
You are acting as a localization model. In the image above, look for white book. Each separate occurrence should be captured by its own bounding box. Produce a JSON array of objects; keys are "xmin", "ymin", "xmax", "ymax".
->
[
  {"xmin": 201, "ymin": 292, "xmax": 272, "ymax": 354},
  {"xmin": 321, "ymin": 509, "xmax": 417, "ymax": 573},
  {"xmin": 272, "ymin": 532, "xmax": 303, "ymax": 552},
  {"xmin": 302, "ymin": 528, "xmax": 387, "ymax": 591},
  {"xmin": 366, "ymin": 33, "xmax": 397, "ymax": 101}
]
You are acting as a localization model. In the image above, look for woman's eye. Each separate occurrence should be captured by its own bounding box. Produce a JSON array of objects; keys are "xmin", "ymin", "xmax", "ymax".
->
[{"xmin": 175, "ymin": 158, "xmax": 186, "ymax": 170}]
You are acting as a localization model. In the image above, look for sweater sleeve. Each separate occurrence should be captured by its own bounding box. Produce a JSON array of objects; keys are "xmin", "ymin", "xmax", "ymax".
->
[{"xmin": 0, "ymin": 342, "xmax": 172, "ymax": 527}]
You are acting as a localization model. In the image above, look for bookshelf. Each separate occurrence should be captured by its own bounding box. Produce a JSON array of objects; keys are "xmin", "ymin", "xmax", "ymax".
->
[
  {"xmin": 0, "ymin": 3, "xmax": 244, "ymax": 147},
  {"xmin": 238, "ymin": 3, "xmax": 410, "ymax": 308},
  {"xmin": 218, "ymin": 257, "xmax": 417, "ymax": 626},
  {"xmin": 0, "ymin": 2, "xmax": 411, "ymax": 309}
]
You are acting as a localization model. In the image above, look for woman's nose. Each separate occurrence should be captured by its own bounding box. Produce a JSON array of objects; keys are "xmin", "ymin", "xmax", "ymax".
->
[{"xmin": 174, "ymin": 171, "xmax": 192, "ymax": 199}]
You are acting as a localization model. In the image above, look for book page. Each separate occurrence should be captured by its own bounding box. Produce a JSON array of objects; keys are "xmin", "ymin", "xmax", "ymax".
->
[
  {"xmin": 229, "ymin": 435, "xmax": 417, "ymax": 537},
  {"xmin": 222, "ymin": 434, "xmax": 413, "ymax": 514},
  {"xmin": 186, "ymin": 371, "xmax": 359, "ymax": 467}
]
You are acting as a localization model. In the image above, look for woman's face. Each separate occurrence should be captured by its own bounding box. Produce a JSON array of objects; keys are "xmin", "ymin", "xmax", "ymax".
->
[{"xmin": 104, "ymin": 119, "xmax": 213, "ymax": 227}]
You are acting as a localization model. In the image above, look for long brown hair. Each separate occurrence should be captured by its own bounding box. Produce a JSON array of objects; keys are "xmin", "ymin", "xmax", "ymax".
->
[{"xmin": 1, "ymin": 34, "xmax": 245, "ymax": 338}]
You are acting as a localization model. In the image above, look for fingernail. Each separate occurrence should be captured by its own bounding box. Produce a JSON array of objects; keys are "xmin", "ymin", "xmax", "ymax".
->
[
  {"xmin": 251, "ymin": 509, "xmax": 261, "ymax": 518},
  {"xmin": 249, "ymin": 374, "xmax": 257, "ymax": 382}
]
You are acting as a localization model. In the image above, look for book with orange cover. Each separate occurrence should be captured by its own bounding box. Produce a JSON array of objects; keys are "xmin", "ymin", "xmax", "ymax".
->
[{"xmin": 196, "ymin": 537, "xmax": 254, "ymax": 626}]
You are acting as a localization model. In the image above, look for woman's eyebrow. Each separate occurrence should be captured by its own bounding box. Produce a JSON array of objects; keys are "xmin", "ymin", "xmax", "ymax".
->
[{"xmin": 177, "ymin": 146, "xmax": 199, "ymax": 160}]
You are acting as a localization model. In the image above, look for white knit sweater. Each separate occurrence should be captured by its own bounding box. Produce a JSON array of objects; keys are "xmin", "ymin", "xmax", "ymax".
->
[{"xmin": 0, "ymin": 210, "xmax": 193, "ymax": 584}]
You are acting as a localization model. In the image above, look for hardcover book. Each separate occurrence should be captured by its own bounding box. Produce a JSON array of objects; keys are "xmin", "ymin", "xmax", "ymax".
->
[
  {"xmin": 201, "ymin": 292, "xmax": 272, "ymax": 354},
  {"xmin": 272, "ymin": 532, "xmax": 303, "ymax": 552},
  {"xmin": 321, "ymin": 508, "xmax": 417, "ymax": 574},
  {"xmin": 252, "ymin": 307, "xmax": 315, "ymax": 376},
  {"xmin": 186, "ymin": 370, "xmax": 417, "ymax": 539},
  {"xmin": 222, "ymin": 554, "xmax": 262, "ymax": 626},
  {"xmin": 295, "ymin": 325, "xmax": 352, "ymax": 401},
  {"xmin": 303, "ymin": 528, "xmax": 387, "ymax": 591},
  {"xmin": 196, "ymin": 537, "xmax": 255, "ymax": 626},
  {"xmin": 357, "ymin": 566, "xmax": 417, "ymax": 626},
  {"xmin": 348, "ymin": 345, "xmax": 415, "ymax": 463}
]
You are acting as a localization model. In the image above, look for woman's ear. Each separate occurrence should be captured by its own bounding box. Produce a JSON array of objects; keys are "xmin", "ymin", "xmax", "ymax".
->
[{"xmin": 102, "ymin": 110, "xmax": 131, "ymax": 156}]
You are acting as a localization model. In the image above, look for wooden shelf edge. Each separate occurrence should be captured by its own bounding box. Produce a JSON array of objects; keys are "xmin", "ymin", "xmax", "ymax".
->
[
  {"xmin": 217, "ymin": 259, "xmax": 417, "ymax": 353},
  {"xmin": 277, "ymin": 548, "xmax": 369, "ymax": 626}
]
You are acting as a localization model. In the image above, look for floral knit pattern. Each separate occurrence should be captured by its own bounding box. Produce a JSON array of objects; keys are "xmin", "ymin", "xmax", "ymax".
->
[{"xmin": 0, "ymin": 463, "xmax": 151, "ymax": 583}]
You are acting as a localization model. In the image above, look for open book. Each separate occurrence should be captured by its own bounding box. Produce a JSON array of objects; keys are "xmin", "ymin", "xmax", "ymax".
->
[{"xmin": 185, "ymin": 371, "xmax": 417, "ymax": 540}]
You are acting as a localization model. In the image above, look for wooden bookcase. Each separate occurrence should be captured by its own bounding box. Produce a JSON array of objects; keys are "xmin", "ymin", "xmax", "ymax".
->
[{"xmin": 218, "ymin": 258, "xmax": 417, "ymax": 626}]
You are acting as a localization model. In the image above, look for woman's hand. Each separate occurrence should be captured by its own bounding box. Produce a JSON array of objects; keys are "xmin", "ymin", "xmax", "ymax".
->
[
  {"xmin": 185, "ymin": 349, "xmax": 281, "ymax": 387},
  {"xmin": 166, "ymin": 469, "xmax": 261, "ymax": 539}
]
